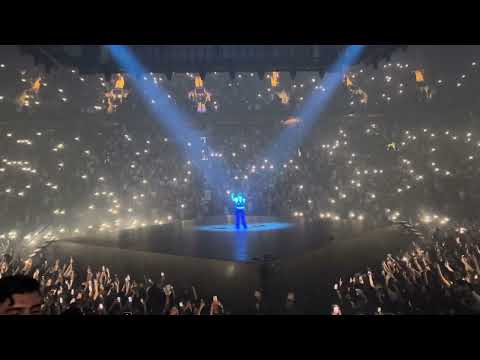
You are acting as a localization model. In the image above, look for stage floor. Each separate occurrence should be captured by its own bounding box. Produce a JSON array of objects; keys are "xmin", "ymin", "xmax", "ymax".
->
[{"xmin": 65, "ymin": 216, "xmax": 334, "ymax": 262}]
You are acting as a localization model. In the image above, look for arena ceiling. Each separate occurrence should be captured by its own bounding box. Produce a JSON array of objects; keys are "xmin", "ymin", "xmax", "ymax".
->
[{"xmin": 18, "ymin": 45, "xmax": 407, "ymax": 80}]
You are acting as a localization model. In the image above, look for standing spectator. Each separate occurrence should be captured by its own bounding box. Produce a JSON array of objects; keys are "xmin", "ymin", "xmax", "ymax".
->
[
  {"xmin": 284, "ymin": 291, "xmax": 297, "ymax": 314},
  {"xmin": 210, "ymin": 296, "xmax": 224, "ymax": 315},
  {"xmin": 249, "ymin": 289, "xmax": 265, "ymax": 315}
]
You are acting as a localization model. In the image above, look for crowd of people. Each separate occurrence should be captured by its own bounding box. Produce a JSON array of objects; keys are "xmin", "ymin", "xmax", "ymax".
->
[
  {"xmin": 3, "ymin": 221, "xmax": 480, "ymax": 315},
  {"xmin": 0, "ymin": 254, "xmax": 228, "ymax": 315},
  {"xmin": 332, "ymin": 224, "xmax": 480, "ymax": 314},
  {"xmin": 1, "ymin": 45, "xmax": 480, "ymax": 314}
]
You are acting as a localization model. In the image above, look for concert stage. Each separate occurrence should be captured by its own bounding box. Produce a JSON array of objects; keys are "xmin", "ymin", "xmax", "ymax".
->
[{"xmin": 64, "ymin": 216, "xmax": 333, "ymax": 263}]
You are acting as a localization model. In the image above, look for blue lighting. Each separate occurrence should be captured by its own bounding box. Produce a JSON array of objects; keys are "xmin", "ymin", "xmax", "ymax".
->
[
  {"xmin": 195, "ymin": 222, "xmax": 292, "ymax": 232},
  {"xmin": 230, "ymin": 192, "xmax": 247, "ymax": 229},
  {"xmin": 233, "ymin": 230, "xmax": 248, "ymax": 261},
  {"xmin": 260, "ymin": 45, "xmax": 366, "ymax": 169},
  {"xmin": 107, "ymin": 45, "xmax": 365, "ymax": 208},
  {"xmin": 231, "ymin": 192, "xmax": 246, "ymax": 209},
  {"xmin": 106, "ymin": 45, "xmax": 228, "ymax": 188}
]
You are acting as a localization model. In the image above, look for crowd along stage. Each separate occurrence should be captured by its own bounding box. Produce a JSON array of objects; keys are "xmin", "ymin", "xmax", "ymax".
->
[{"xmin": 50, "ymin": 217, "xmax": 408, "ymax": 312}]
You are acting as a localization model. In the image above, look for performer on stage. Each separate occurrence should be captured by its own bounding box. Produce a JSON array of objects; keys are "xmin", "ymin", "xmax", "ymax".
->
[{"xmin": 230, "ymin": 192, "xmax": 247, "ymax": 230}]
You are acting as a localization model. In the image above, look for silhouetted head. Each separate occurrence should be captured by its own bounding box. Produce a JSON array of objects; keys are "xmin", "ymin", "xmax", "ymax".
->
[{"xmin": 0, "ymin": 275, "xmax": 42, "ymax": 315}]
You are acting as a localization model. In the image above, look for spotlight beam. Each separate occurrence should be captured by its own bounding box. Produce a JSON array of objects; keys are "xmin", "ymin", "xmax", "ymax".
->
[
  {"xmin": 106, "ymin": 45, "xmax": 228, "ymax": 188},
  {"xmin": 260, "ymin": 45, "xmax": 365, "ymax": 172}
]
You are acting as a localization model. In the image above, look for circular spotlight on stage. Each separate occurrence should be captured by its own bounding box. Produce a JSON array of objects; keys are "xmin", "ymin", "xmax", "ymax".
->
[{"xmin": 195, "ymin": 222, "xmax": 292, "ymax": 233}]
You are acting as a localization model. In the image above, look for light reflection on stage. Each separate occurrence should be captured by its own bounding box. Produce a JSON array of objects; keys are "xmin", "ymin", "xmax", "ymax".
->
[
  {"xmin": 194, "ymin": 222, "xmax": 293, "ymax": 233},
  {"xmin": 64, "ymin": 216, "xmax": 330, "ymax": 263}
]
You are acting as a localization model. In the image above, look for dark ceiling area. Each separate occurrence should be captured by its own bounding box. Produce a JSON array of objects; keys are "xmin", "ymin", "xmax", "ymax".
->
[{"xmin": 18, "ymin": 45, "xmax": 407, "ymax": 80}]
